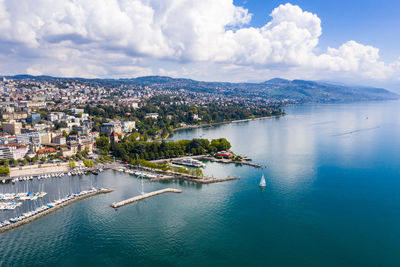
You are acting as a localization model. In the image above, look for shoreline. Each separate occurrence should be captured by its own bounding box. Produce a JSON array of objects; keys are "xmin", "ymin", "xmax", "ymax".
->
[
  {"xmin": 0, "ymin": 188, "xmax": 113, "ymax": 234},
  {"xmin": 171, "ymin": 114, "xmax": 284, "ymax": 134},
  {"xmin": 158, "ymin": 113, "xmax": 285, "ymax": 140}
]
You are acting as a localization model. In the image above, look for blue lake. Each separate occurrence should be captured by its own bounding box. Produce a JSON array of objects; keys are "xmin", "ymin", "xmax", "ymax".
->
[{"xmin": 1, "ymin": 101, "xmax": 400, "ymax": 266}]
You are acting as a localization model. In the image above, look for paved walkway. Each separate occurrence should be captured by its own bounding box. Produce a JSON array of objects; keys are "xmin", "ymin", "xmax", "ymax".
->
[{"xmin": 10, "ymin": 165, "xmax": 71, "ymax": 177}]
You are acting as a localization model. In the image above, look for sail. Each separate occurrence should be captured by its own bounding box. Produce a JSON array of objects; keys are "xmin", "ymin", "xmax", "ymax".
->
[{"xmin": 259, "ymin": 174, "xmax": 266, "ymax": 186}]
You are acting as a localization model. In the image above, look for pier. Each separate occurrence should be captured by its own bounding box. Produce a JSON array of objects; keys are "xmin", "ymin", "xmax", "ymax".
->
[
  {"xmin": 150, "ymin": 175, "xmax": 239, "ymax": 184},
  {"xmin": 199, "ymin": 156, "xmax": 263, "ymax": 168},
  {"xmin": 0, "ymin": 188, "xmax": 113, "ymax": 234},
  {"xmin": 111, "ymin": 188, "xmax": 182, "ymax": 208},
  {"xmin": 151, "ymin": 155, "xmax": 264, "ymax": 168}
]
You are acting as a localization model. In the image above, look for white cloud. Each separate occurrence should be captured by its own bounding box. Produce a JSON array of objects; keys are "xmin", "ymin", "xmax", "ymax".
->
[{"xmin": 0, "ymin": 0, "xmax": 398, "ymax": 83}]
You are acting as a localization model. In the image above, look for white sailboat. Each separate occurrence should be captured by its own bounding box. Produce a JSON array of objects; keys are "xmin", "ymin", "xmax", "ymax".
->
[{"xmin": 259, "ymin": 174, "xmax": 266, "ymax": 187}]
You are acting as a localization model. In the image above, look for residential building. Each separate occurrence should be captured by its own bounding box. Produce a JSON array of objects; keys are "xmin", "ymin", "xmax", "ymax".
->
[
  {"xmin": 0, "ymin": 145, "xmax": 13, "ymax": 159},
  {"xmin": 16, "ymin": 132, "xmax": 41, "ymax": 145},
  {"xmin": 122, "ymin": 121, "xmax": 136, "ymax": 133},
  {"xmin": 52, "ymin": 136, "xmax": 66, "ymax": 145},
  {"xmin": 29, "ymin": 113, "xmax": 41, "ymax": 124},
  {"xmin": 2, "ymin": 112, "xmax": 28, "ymax": 120},
  {"xmin": 101, "ymin": 122, "xmax": 122, "ymax": 135},
  {"xmin": 36, "ymin": 148, "xmax": 57, "ymax": 157},
  {"xmin": 2, "ymin": 143, "xmax": 28, "ymax": 159},
  {"xmin": 145, "ymin": 113, "xmax": 159, "ymax": 119},
  {"xmin": 2, "ymin": 121, "xmax": 22, "ymax": 135}
]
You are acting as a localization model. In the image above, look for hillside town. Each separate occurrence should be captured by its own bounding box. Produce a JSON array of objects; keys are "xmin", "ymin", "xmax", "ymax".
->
[{"xmin": 0, "ymin": 76, "xmax": 283, "ymax": 177}]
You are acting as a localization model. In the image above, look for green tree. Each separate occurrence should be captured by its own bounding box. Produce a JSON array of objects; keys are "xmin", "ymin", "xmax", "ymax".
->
[
  {"xmin": 96, "ymin": 136, "xmax": 110, "ymax": 152},
  {"xmin": 211, "ymin": 138, "xmax": 231, "ymax": 151},
  {"xmin": 69, "ymin": 129, "xmax": 78, "ymax": 136},
  {"xmin": 0, "ymin": 166, "xmax": 10, "ymax": 176}
]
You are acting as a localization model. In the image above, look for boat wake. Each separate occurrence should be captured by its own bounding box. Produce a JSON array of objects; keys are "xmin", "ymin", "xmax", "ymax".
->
[
  {"xmin": 313, "ymin": 120, "xmax": 336, "ymax": 125},
  {"xmin": 333, "ymin": 126, "xmax": 380, "ymax": 137}
]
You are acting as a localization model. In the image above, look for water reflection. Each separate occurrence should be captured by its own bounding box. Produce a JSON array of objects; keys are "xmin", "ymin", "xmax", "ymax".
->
[{"xmin": 2, "ymin": 101, "xmax": 400, "ymax": 266}]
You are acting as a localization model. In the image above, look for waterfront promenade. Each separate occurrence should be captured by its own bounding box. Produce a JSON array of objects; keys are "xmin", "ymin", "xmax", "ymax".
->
[{"xmin": 10, "ymin": 165, "xmax": 70, "ymax": 178}]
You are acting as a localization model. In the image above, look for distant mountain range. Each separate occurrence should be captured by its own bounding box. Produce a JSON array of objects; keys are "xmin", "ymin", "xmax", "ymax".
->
[{"xmin": 2, "ymin": 74, "xmax": 398, "ymax": 103}]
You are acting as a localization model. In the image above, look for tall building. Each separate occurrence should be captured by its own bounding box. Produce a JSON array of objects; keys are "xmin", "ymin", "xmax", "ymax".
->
[
  {"xmin": 16, "ymin": 132, "xmax": 41, "ymax": 145},
  {"xmin": 0, "ymin": 146, "xmax": 13, "ymax": 159},
  {"xmin": 2, "ymin": 121, "xmax": 22, "ymax": 135},
  {"xmin": 29, "ymin": 113, "xmax": 41, "ymax": 124}
]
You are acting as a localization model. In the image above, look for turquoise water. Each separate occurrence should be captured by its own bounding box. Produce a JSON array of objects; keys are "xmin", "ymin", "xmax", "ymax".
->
[{"xmin": 1, "ymin": 101, "xmax": 400, "ymax": 266}]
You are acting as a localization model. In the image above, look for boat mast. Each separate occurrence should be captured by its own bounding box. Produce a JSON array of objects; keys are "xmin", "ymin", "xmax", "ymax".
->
[{"xmin": 140, "ymin": 164, "xmax": 144, "ymax": 195}]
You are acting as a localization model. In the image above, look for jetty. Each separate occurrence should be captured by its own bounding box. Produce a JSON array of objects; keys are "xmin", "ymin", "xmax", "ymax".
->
[
  {"xmin": 199, "ymin": 156, "xmax": 263, "ymax": 168},
  {"xmin": 152, "ymin": 155, "xmax": 263, "ymax": 168},
  {"xmin": 150, "ymin": 175, "xmax": 238, "ymax": 184},
  {"xmin": 111, "ymin": 188, "xmax": 182, "ymax": 208},
  {"xmin": 0, "ymin": 188, "xmax": 113, "ymax": 234}
]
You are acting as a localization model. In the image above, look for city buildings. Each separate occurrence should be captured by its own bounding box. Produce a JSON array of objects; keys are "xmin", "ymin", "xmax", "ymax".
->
[{"xmin": 2, "ymin": 121, "xmax": 22, "ymax": 135}]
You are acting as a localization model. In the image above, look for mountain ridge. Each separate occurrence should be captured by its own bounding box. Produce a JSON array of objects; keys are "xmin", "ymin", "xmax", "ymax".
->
[{"xmin": 1, "ymin": 74, "xmax": 398, "ymax": 103}]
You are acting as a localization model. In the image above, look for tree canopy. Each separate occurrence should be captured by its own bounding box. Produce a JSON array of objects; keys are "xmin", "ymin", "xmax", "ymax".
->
[
  {"xmin": 113, "ymin": 138, "xmax": 231, "ymax": 161},
  {"xmin": 96, "ymin": 136, "xmax": 111, "ymax": 152}
]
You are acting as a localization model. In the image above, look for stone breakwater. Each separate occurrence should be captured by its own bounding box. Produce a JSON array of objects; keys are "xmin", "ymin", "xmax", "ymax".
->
[
  {"xmin": 150, "ymin": 176, "xmax": 239, "ymax": 184},
  {"xmin": 111, "ymin": 188, "xmax": 182, "ymax": 208},
  {"xmin": 0, "ymin": 188, "xmax": 113, "ymax": 234}
]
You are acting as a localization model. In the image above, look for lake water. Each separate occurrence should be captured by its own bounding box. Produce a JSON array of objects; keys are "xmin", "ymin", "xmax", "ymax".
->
[{"xmin": 1, "ymin": 101, "xmax": 400, "ymax": 266}]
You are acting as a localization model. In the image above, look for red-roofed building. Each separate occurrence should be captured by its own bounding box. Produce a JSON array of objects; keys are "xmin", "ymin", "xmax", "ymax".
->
[
  {"xmin": 36, "ymin": 147, "xmax": 57, "ymax": 157},
  {"xmin": 216, "ymin": 151, "xmax": 233, "ymax": 158}
]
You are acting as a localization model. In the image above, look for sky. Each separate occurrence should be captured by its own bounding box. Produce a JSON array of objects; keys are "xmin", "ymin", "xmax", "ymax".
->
[{"xmin": 0, "ymin": 0, "xmax": 399, "ymax": 89}]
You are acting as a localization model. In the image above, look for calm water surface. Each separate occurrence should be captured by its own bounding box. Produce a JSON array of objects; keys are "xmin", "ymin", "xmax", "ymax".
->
[{"xmin": 1, "ymin": 101, "xmax": 400, "ymax": 266}]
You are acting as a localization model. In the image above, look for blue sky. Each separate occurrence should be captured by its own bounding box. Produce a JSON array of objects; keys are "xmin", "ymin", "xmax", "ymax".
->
[
  {"xmin": 0, "ymin": 0, "xmax": 399, "ymax": 88},
  {"xmin": 237, "ymin": 0, "xmax": 400, "ymax": 62}
]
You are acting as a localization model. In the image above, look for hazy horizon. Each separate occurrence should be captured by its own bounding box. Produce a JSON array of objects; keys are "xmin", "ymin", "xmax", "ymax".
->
[{"xmin": 0, "ymin": 1, "xmax": 399, "ymax": 91}]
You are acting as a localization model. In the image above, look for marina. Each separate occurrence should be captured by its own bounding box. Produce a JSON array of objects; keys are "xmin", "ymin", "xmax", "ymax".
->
[
  {"xmin": 0, "ymin": 187, "xmax": 113, "ymax": 233},
  {"xmin": 0, "ymin": 168, "xmax": 109, "ymax": 229},
  {"xmin": 152, "ymin": 155, "xmax": 263, "ymax": 169},
  {"xmin": 171, "ymin": 158, "xmax": 206, "ymax": 168},
  {"xmin": 5, "ymin": 166, "xmax": 106, "ymax": 184},
  {"xmin": 114, "ymin": 164, "xmax": 240, "ymax": 184}
]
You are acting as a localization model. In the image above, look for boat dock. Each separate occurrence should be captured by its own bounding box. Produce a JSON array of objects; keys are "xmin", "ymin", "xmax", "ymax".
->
[
  {"xmin": 112, "ymin": 164, "xmax": 240, "ymax": 184},
  {"xmin": 111, "ymin": 188, "xmax": 182, "ymax": 208},
  {"xmin": 151, "ymin": 155, "xmax": 263, "ymax": 168},
  {"xmin": 0, "ymin": 188, "xmax": 113, "ymax": 234}
]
